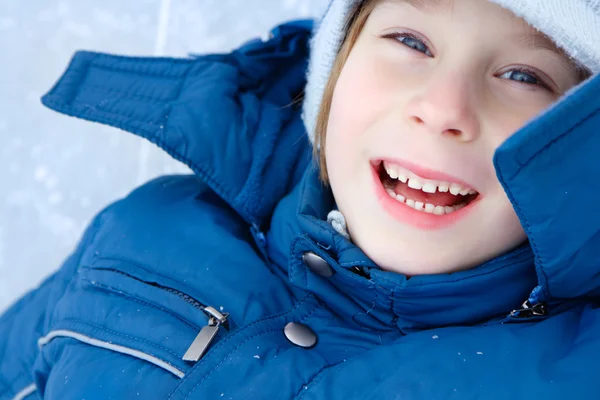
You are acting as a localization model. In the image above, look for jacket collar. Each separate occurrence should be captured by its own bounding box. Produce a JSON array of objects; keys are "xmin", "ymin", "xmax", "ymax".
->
[
  {"xmin": 271, "ymin": 165, "xmax": 537, "ymax": 332},
  {"xmin": 40, "ymin": 20, "xmax": 314, "ymax": 228}
]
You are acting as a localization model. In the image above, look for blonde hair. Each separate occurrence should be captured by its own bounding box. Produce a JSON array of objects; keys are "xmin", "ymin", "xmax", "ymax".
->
[{"xmin": 313, "ymin": 0, "xmax": 381, "ymax": 183}]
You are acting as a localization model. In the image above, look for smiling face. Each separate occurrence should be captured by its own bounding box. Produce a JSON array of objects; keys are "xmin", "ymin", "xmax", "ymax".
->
[{"xmin": 324, "ymin": 0, "xmax": 585, "ymax": 276}]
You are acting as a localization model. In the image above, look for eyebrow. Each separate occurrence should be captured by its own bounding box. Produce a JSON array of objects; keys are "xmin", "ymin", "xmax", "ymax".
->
[
  {"xmin": 514, "ymin": 31, "xmax": 583, "ymax": 76},
  {"xmin": 516, "ymin": 31, "xmax": 564, "ymax": 54}
]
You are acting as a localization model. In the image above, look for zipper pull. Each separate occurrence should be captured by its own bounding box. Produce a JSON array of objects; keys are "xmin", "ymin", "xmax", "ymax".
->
[
  {"xmin": 510, "ymin": 300, "xmax": 548, "ymax": 319},
  {"xmin": 182, "ymin": 306, "xmax": 229, "ymax": 362}
]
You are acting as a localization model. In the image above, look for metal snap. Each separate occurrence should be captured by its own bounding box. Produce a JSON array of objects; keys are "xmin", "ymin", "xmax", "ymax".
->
[
  {"xmin": 302, "ymin": 252, "xmax": 334, "ymax": 277},
  {"xmin": 283, "ymin": 322, "xmax": 317, "ymax": 349}
]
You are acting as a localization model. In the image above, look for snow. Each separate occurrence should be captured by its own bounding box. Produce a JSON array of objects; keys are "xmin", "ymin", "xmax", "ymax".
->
[{"xmin": 0, "ymin": 0, "xmax": 327, "ymax": 313}]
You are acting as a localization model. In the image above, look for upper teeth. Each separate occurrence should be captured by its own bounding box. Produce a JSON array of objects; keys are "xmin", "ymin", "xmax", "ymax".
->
[{"xmin": 383, "ymin": 161, "xmax": 477, "ymax": 196}]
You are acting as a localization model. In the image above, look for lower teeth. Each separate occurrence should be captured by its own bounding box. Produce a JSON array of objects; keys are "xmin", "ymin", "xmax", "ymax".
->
[{"xmin": 385, "ymin": 188, "xmax": 467, "ymax": 215}]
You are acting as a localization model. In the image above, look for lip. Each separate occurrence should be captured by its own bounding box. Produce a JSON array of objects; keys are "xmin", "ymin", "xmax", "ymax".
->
[
  {"xmin": 377, "ymin": 157, "xmax": 479, "ymax": 191},
  {"xmin": 370, "ymin": 161, "xmax": 481, "ymax": 230}
]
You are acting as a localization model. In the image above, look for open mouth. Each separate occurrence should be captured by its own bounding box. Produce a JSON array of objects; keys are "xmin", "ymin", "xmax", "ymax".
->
[{"xmin": 375, "ymin": 160, "xmax": 480, "ymax": 215}]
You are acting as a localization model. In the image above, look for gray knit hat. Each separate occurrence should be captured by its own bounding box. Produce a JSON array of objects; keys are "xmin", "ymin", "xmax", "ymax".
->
[{"xmin": 302, "ymin": 0, "xmax": 600, "ymax": 144}]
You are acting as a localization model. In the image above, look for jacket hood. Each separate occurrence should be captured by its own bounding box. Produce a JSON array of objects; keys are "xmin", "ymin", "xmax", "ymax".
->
[
  {"xmin": 494, "ymin": 75, "xmax": 600, "ymax": 303},
  {"xmin": 40, "ymin": 20, "xmax": 600, "ymax": 326}
]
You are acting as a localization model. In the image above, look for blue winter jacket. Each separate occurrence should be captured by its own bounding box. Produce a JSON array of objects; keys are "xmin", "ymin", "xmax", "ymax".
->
[{"xmin": 2, "ymin": 19, "xmax": 600, "ymax": 400}]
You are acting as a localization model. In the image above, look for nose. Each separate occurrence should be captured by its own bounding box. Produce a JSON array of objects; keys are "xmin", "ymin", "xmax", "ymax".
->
[{"xmin": 404, "ymin": 72, "xmax": 480, "ymax": 142}]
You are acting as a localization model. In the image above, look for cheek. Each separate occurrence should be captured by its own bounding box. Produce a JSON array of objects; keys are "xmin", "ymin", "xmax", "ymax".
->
[
  {"xmin": 485, "ymin": 87, "xmax": 560, "ymax": 149},
  {"xmin": 327, "ymin": 61, "xmax": 393, "ymax": 169},
  {"xmin": 327, "ymin": 45, "xmax": 403, "ymax": 138},
  {"xmin": 496, "ymin": 204, "xmax": 528, "ymax": 248},
  {"xmin": 325, "ymin": 67, "xmax": 370, "ymax": 173},
  {"xmin": 329, "ymin": 72, "xmax": 378, "ymax": 136}
]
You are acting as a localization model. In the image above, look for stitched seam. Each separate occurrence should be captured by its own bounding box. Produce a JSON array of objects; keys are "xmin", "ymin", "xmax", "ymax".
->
[
  {"xmin": 167, "ymin": 297, "xmax": 316, "ymax": 399},
  {"xmin": 82, "ymin": 82, "xmax": 178, "ymax": 103},
  {"xmin": 503, "ymin": 105, "xmax": 600, "ymax": 299},
  {"xmin": 369, "ymin": 285, "xmax": 380, "ymax": 315},
  {"xmin": 67, "ymin": 52, "xmax": 271, "ymax": 225},
  {"xmin": 390, "ymin": 284, "xmax": 396, "ymax": 318},
  {"xmin": 375, "ymin": 274, "xmax": 402, "ymax": 288},
  {"xmin": 43, "ymin": 98, "xmax": 161, "ymax": 139},
  {"xmin": 294, "ymin": 365, "xmax": 330, "ymax": 400},
  {"xmin": 82, "ymin": 56, "xmax": 195, "ymax": 109},
  {"xmin": 292, "ymin": 236, "xmax": 389, "ymax": 302},
  {"xmin": 182, "ymin": 302, "xmax": 321, "ymax": 400},
  {"xmin": 52, "ymin": 318, "xmax": 182, "ymax": 359},
  {"xmin": 79, "ymin": 275, "xmax": 201, "ymax": 332},
  {"xmin": 83, "ymin": 256, "xmax": 207, "ymax": 302},
  {"xmin": 169, "ymin": 294, "xmax": 314, "ymax": 397},
  {"xmin": 38, "ymin": 330, "xmax": 184, "ymax": 379},
  {"xmin": 72, "ymin": 63, "xmax": 94, "ymax": 108},
  {"xmin": 290, "ymin": 236, "xmax": 311, "ymax": 289},
  {"xmin": 87, "ymin": 59, "xmax": 210, "ymax": 79},
  {"xmin": 296, "ymin": 237, "xmax": 369, "ymax": 286},
  {"xmin": 496, "ymin": 163, "xmax": 548, "ymax": 299},
  {"xmin": 390, "ymin": 255, "xmax": 533, "ymax": 289},
  {"xmin": 299, "ymin": 303, "xmax": 320, "ymax": 323},
  {"xmin": 201, "ymin": 294, "xmax": 313, "ymax": 356},
  {"xmin": 517, "ymin": 105, "xmax": 600, "ymax": 167},
  {"xmin": 45, "ymin": 205, "xmax": 113, "ymax": 338},
  {"xmin": 338, "ymin": 260, "xmax": 375, "ymax": 268},
  {"xmin": 85, "ymin": 260, "xmax": 177, "ymax": 286},
  {"xmin": 182, "ymin": 329, "xmax": 284, "ymax": 400}
]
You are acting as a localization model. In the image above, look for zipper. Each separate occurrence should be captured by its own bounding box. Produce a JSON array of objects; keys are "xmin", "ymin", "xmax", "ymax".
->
[
  {"xmin": 160, "ymin": 286, "xmax": 207, "ymax": 310},
  {"xmin": 182, "ymin": 306, "xmax": 230, "ymax": 362},
  {"xmin": 97, "ymin": 269, "xmax": 230, "ymax": 363},
  {"xmin": 482, "ymin": 299, "xmax": 549, "ymax": 326},
  {"xmin": 148, "ymin": 283, "xmax": 231, "ymax": 362},
  {"xmin": 161, "ymin": 286, "xmax": 231, "ymax": 362},
  {"xmin": 509, "ymin": 299, "xmax": 548, "ymax": 319}
]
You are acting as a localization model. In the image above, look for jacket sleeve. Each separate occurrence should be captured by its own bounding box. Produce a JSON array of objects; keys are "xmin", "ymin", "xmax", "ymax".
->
[{"xmin": 0, "ymin": 209, "xmax": 106, "ymax": 400}]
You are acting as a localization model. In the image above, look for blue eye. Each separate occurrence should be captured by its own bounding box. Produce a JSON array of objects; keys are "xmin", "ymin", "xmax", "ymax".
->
[
  {"xmin": 398, "ymin": 35, "xmax": 432, "ymax": 56},
  {"xmin": 500, "ymin": 69, "xmax": 540, "ymax": 85},
  {"xmin": 383, "ymin": 32, "xmax": 433, "ymax": 57},
  {"xmin": 498, "ymin": 68, "xmax": 553, "ymax": 91}
]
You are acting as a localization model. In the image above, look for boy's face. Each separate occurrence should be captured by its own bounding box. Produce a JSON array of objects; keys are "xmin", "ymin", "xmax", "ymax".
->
[{"xmin": 325, "ymin": 0, "xmax": 582, "ymax": 275}]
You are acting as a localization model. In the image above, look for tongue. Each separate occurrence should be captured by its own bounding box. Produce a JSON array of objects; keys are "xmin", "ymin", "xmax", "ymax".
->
[{"xmin": 393, "ymin": 180, "xmax": 463, "ymax": 207}]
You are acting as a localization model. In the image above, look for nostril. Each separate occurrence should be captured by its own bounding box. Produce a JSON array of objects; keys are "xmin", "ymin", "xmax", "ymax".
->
[
  {"xmin": 412, "ymin": 116, "xmax": 425, "ymax": 125},
  {"xmin": 445, "ymin": 128, "xmax": 462, "ymax": 137}
]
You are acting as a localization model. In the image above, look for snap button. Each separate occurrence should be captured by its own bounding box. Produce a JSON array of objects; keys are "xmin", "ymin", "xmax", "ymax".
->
[
  {"xmin": 302, "ymin": 252, "xmax": 334, "ymax": 277},
  {"xmin": 283, "ymin": 322, "xmax": 317, "ymax": 348}
]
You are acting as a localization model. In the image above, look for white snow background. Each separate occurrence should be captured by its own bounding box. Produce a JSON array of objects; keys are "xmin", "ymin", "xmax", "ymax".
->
[{"xmin": 0, "ymin": 0, "xmax": 327, "ymax": 313}]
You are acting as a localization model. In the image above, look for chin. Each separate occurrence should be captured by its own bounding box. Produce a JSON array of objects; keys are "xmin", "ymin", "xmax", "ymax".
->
[{"xmin": 352, "ymin": 224, "xmax": 526, "ymax": 276}]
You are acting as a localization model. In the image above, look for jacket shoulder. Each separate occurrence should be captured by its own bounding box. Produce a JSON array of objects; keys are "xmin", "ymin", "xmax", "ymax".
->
[{"xmin": 84, "ymin": 174, "xmax": 248, "ymax": 264}]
